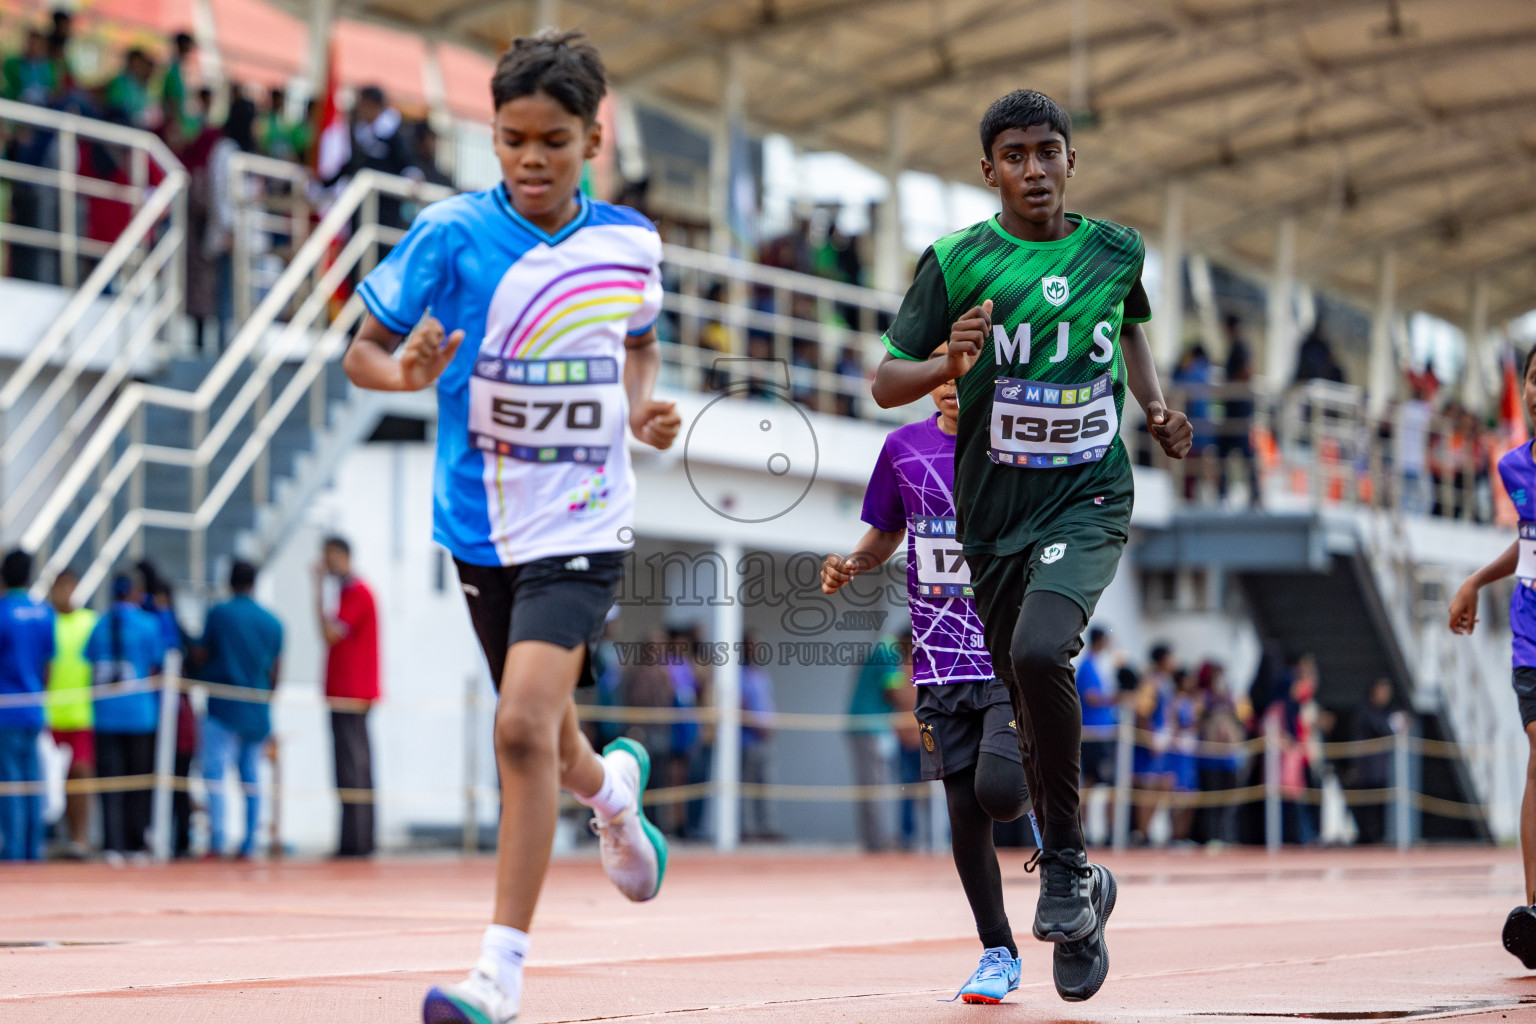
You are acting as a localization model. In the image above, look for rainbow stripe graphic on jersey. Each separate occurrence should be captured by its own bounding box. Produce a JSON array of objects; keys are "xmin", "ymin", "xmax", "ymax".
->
[{"xmin": 497, "ymin": 263, "xmax": 651, "ymax": 359}]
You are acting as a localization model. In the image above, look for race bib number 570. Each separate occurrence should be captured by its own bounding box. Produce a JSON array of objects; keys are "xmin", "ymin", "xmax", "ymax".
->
[
  {"xmin": 468, "ymin": 356, "xmax": 621, "ymax": 464},
  {"xmin": 989, "ymin": 372, "xmax": 1117, "ymax": 468}
]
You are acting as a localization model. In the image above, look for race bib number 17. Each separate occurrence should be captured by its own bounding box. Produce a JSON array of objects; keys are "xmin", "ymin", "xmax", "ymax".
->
[
  {"xmin": 468, "ymin": 356, "xmax": 621, "ymax": 464},
  {"xmin": 989, "ymin": 372, "xmax": 1117, "ymax": 468},
  {"xmin": 910, "ymin": 516, "xmax": 974, "ymax": 599}
]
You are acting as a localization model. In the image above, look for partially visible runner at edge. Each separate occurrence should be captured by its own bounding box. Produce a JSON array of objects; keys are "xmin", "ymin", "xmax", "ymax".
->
[
  {"xmin": 869, "ymin": 88, "xmax": 1192, "ymax": 1003},
  {"xmin": 344, "ymin": 30, "xmax": 681, "ymax": 1024},
  {"xmin": 1450, "ymin": 344, "xmax": 1536, "ymax": 972}
]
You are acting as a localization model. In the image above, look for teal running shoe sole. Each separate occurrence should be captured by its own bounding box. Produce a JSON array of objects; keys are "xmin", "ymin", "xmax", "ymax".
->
[{"xmin": 602, "ymin": 736, "xmax": 668, "ymax": 898}]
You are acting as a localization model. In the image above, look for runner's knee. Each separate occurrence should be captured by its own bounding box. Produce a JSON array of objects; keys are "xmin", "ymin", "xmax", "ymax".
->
[
  {"xmin": 494, "ymin": 700, "xmax": 561, "ymax": 767},
  {"xmin": 1008, "ymin": 591, "xmax": 1086, "ymax": 685},
  {"xmin": 973, "ymin": 752, "xmax": 1027, "ymax": 822}
]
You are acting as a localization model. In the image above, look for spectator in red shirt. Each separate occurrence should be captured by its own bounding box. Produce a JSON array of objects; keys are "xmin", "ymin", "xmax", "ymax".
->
[{"xmin": 315, "ymin": 536, "xmax": 379, "ymax": 857}]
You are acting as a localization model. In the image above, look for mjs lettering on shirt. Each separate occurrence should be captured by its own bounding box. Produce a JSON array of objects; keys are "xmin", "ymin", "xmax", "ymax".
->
[{"xmin": 992, "ymin": 319, "xmax": 1118, "ymax": 366}]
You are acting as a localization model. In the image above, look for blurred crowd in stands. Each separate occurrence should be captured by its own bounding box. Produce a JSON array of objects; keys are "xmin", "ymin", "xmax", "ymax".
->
[
  {"xmin": 1072, "ymin": 629, "xmax": 1406, "ymax": 849},
  {"xmin": 0, "ymin": 540, "xmax": 379, "ymax": 863},
  {"xmin": 2, "ymin": 14, "xmax": 450, "ymax": 351}
]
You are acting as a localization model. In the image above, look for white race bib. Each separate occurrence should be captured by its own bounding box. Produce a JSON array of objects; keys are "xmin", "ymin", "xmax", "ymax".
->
[
  {"xmin": 1519, "ymin": 522, "xmax": 1536, "ymax": 588},
  {"xmin": 989, "ymin": 373, "xmax": 1117, "ymax": 468},
  {"xmin": 909, "ymin": 516, "xmax": 974, "ymax": 599},
  {"xmin": 468, "ymin": 356, "xmax": 621, "ymax": 464}
]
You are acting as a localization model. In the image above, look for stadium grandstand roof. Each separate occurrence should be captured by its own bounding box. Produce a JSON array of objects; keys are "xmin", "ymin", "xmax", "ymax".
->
[{"xmin": 306, "ymin": 0, "xmax": 1536, "ymax": 326}]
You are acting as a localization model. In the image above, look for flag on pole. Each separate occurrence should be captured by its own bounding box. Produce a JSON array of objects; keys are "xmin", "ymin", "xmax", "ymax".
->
[
  {"xmin": 313, "ymin": 40, "xmax": 349, "ymax": 183},
  {"xmin": 1493, "ymin": 339, "xmax": 1526, "ymax": 525}
]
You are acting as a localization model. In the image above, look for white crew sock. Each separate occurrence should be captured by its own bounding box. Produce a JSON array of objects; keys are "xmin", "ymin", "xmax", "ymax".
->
[
  {"xmin": 574, "ymin": 754, "xmax": 635, "ymax": 822},
  {"xmin": 481, "ymin": 925, "xmax": 529, "ymax": 1004}
]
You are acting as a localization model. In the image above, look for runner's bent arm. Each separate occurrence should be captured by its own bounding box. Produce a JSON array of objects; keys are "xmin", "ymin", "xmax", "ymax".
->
[
  {"xmin": 872, "ymin": 300, "xmax": 990, "ymax": 409},
  {"xmin": 344, "ymin": 311, "xmax": 463, "ymax": 392},
  {"xmin": 624, "ymin": 327, "xmax": 681, "ymax": 450},
  {"xmin": 1449, "ymin": 540, "xmax": 1518, "ymax": 635},
  {"xmin": 822, "ymin": 526, "xmax": 903, "ymax": 594},
  {"xmin": 1119, "ymin": 321, "xmax": 1193, "ymax": 459}
]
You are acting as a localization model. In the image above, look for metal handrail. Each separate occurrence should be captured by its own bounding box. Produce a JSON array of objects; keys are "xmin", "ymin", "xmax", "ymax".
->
[
  {"xmin": 20, "ymin": 170, "xmax": 450, "ymax": 603},
  {"xmin": 0, "ymin": 99, "xmax": 187, "ymax": 537}
]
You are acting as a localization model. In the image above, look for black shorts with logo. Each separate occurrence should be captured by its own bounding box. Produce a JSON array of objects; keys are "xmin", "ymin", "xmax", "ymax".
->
[
  {"xmin": 914, "ymin": 677, "xmax": 1022, "ymax": 782},
  {"xmin": 454, "ymin": 552, "xmax": 625, "ymax": 691},
  {"xmin": 1515, "ymin": 667, "xmax": 1536, "ymax": 727}
]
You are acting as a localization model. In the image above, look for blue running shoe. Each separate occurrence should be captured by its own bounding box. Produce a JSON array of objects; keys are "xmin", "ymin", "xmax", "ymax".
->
[
  {"xmin": 423, "ymin": 956, "xmax": 518, "ymax": 1023},
  {"xmin": 593, "ymin": 737, "xmax": 668, "ymax": 901},
  {"xmin": 953, "ymin": 946, "xmax": 1022, "ymax": 1004}
]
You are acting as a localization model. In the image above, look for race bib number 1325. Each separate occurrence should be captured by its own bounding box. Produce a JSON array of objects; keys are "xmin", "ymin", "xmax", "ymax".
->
[
  {"xmin": 468, "ymin": 356, "xmax": 621, "ymax": 464},
  {"xmin": 989, "ymin": 372, "xmax": 1117, "ymax": 468}
]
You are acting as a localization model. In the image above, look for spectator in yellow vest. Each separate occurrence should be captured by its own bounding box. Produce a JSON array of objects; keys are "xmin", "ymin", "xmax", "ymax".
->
[{"xmin": 46, "ymin": 568, "xmax": 97, "ymax": 859}]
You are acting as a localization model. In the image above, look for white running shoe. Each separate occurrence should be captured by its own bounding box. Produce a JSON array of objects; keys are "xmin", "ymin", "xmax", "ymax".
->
[
  {"xmin": 422, "ymin": 955, "xmax": 518, "ymax": 1024},
  {"xmin": 590, "ymin": 737, "xmax": 668, "ymax": 902}
]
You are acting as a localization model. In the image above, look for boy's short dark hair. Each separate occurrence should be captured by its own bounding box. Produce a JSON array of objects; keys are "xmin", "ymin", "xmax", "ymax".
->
[
  {"xmin": 173, "ymin": 31, "xmax": 194, "ymax": 52},
  {"xmin": 1149, "ymin": 644, "xmax": 1172, "ymax": 666},
  {"xmin": 230, "ymin": 561, "xmax": 258, "ymax": 591},
  {"xmin": 358, "ymin": 85, "xmax": 386, "ymax": 107},
  {"xmin": 491, "ymin": 29, "xmax": 607, "ymax": 123},
  {"xmin": 323, "ymin": 535, "xmax": 351, "ymax": 556},
  {"xmin": 1, "ymin": 549, "xmax": 32, "ymax": 589},
  {"xmin": 1522, "ymin": 346, "xmax": 1536, "ymax": 379},
  {"xmin": 1088, "ymin": 626, "xmax": 1107, "ymax": 648},
  {"xmin": 979, "ymin": 89, "xmax": 1072, "ymax": 159}
]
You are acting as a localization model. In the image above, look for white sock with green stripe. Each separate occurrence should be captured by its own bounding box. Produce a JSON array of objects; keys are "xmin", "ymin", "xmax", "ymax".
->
[
  {"xmin": 575, "ymin": 752, "xmax": 635, "ymax": 823},
  {"xmin": 481, "ymin": 925, "xmax": 528, "ymax": 1004}
]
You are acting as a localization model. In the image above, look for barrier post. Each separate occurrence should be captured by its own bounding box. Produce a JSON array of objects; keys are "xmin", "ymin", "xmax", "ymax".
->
[
  {"xmin": 1112, "ymin": 713, "xmax": 1134, "ymax": 852},
  {"xmin": 1393, "ymin": 719, "xmax": 1412, "ymax": 851},
  {"xmin": 711, "ymin": 539, "xmax": 743, "ymax": 853},
  {"xmin": 463, "ymin": 673, "xmax": 480, "ymax": 854},
  {"xmin": 150, "ymin": 649, "xmax": 182, "ymax": 862},
  {"xmin": 1264, "ymin": 714, "xmax": 1282, "ymax": 853}
]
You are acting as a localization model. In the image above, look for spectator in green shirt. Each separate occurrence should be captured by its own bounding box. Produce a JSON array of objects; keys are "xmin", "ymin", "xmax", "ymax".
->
[
  {"xmin": 257, "ymin": 86, "xmax": 304, "ymax": 162},
  {"xmin": 104, "ymin": 48, "xmax": 155, "ymax": 129},
  {"xmin": 3, "ymin": 30, "xmax": 58, "ymax": 106},
  {"xmin": 159, "ymin": 32, "xmax": 196, "ymax": 144},
  {"xmin": 846, "ymin": 631, "xmax": 909, "ymax": 851}
]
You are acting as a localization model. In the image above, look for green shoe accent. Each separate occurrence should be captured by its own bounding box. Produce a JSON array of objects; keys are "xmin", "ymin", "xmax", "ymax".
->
[{"xmin": 601, "ymin": 736, "xmax": 668, "ymax": 898}]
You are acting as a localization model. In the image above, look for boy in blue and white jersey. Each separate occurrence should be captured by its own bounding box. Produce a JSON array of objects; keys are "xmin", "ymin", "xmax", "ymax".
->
[{"xmin": 346, "ymin": 31, "xmax": 680, "ymax": 1024}]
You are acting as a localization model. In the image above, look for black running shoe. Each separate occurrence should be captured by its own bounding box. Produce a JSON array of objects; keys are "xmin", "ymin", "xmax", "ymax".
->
[
  {"xmin": 1029, "ymin": 848, "xmax": 1097, "ymax": 943},
  {"xmin": 1053, "ymin": 863, "xmax": 1117, "ymax": 1001},
  {"xmin": 1503, "ymin": 905, "xmax": 1536, "ymax": 969}
]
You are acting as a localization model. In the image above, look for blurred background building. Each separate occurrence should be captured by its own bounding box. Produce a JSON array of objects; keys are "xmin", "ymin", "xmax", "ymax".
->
[{"xmin": 0, "ymin": 0, "xmax": 1530, "ymax": 857}]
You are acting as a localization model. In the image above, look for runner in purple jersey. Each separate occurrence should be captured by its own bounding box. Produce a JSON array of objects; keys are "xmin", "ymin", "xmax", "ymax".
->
[
  {"xmin": 1450, "ymin": 345, "xmax": 1536, "ymax": 970},
  {"xmin": 822, "ymin": 346, "xmax": 1041, "ymax": 1005}
]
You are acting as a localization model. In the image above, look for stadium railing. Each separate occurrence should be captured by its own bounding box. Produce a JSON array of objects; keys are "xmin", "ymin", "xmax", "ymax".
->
[
  {"xmin": 0, "ymin": 666, "xmax": 1490, "ymax": 860},
  {"xmin": 0, "ymin": 96, "xmax": 189, "ymax": 542},
  {"xmin": 12, "ymin": 168, "xmax": 453, "ymax": 605}
]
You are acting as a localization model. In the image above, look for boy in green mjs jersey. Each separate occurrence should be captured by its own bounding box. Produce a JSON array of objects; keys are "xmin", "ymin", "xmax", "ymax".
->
[{"xmin": 871, "ymin": 90, "xmax": 1192, "ymax": 1002}]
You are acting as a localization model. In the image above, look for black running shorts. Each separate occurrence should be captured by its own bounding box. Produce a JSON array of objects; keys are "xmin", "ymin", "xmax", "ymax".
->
[
  {"xmin": 914, "ymin": 677, "xmax": 1022, "ymax": 782},
  {"xmin": 454, "ymin": 552, "xmax": 625, "ymax": 690},
  {"xmin": 1514, "ymin": 667, "xmax": 1536, "ymax": 728}
]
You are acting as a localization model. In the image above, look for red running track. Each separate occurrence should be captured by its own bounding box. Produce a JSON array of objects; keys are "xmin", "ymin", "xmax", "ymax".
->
[{"xmin": 3, "ymin": 846, "xmax": 1536, "ymax": 1022}]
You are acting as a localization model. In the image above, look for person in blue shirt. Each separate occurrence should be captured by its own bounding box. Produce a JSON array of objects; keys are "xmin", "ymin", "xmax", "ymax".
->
[
  {"xmin": 86, "ymin": 573, "xmax": 166, "ymax": 859},
  {"xmin": 0, "ymin": 549, "xmax": 54, "ymax": 861},
  {"xmin": 195, "ymin": 561, "xmax": 283, "ymax": 859},
  {"xmin": 1075, "ymin": 627, "xmax": 1119, "ymax": 840}
]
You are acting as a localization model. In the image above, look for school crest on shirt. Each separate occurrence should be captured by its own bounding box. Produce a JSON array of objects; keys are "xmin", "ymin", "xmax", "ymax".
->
[
  {"xmin": 1040, "ymin": 542, "xmax": 1066, "ymax": 564},
  {"xmin": 1042, "ymin": 276, "xmax": 1070, "ymax": 307}
]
